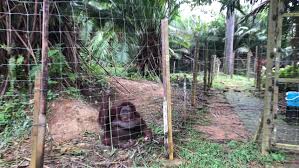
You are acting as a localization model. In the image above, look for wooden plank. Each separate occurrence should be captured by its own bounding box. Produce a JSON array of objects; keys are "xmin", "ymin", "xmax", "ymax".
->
[
  {"xmin": 261, "ymin": 0, "xmax": 279, "ymax": 155},
  {"xmin": 161, "ymin": 18, "xmax": 174, "ymax": 160},
  {"xmin": 191, "ymin": 40, "xmax": 199, "ymax": 106},
  {"xmin": 273, "ymin": 143, "xmax": 299, "ymax": 152},
  {"xmin": 277, "ymin": 78, "xmax": 299, "ymax": 83},
  {"xmin": 282, "ymin": 12, "xmax": 299, "ymax": 17}
]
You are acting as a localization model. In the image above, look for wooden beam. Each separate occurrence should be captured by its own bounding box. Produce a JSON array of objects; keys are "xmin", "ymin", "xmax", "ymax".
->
[
  {"xmin": 277, "ymin": 78, "xmax": 299, "ymax": 83},
  {"xmin": 161, "ymin": 18, "xmax": 174, "ymax": 161},
  {"xmin": 273, "ymin": 143, "xmax": 299, "ymax": 152},
  {"xmin": 282, "ymin": 13, "xmax": 299, "ymax": 18}
]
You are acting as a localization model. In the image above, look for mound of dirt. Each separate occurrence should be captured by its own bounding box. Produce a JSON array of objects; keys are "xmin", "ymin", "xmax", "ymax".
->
[
  {"xmin": 48, "ymin": 78, "xmax": 164, "ymax": 143},
  {"xmin": 48, "ymin": 98, "xmax": 99, "ymax": 143},
  {"xmin": 109, "ymin": 77, "xmax": 164, "ymax": 119}
]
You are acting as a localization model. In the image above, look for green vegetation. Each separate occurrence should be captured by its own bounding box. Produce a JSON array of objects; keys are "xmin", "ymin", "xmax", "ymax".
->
[
  {"xmin": 0, "ymin": 96, "xmax": 31, "ymax": 149},
  {"xmin": 133, "ymin": 107, "xmax": 285, "ymax": 168},
  {"xmin": 170, "ymin": 72, "xmax": 254, "ymax": 91},
  {"xmin": 174, "ymin": 109, "xmax": 285, "ymax": 168},
  {"xmin": 1, "ymin": 0, "xmax": 298, "ymax": 166},
  {"xmin": 279, "ymin": 65, "xmax": 299, "ymax": 78},
  {"xmin": 213, "ymin": 74, "xmax": 254, "ymax": 90}
]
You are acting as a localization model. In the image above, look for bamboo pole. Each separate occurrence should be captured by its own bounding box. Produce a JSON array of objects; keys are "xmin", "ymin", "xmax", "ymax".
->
[
  {"xmin": 161, "ymin": 18, "xmax": 174, "ymax": 160},
  {"xmin": 30, "ymin": 0, "xmax": 49, "ymax": 167},
  {"xmin": 261, "ymin": 0, "xmax": 281, "ymax": 155},
  {"xmin": 191, "ymin": 40, "xmax": 199, "ymax": 106}
]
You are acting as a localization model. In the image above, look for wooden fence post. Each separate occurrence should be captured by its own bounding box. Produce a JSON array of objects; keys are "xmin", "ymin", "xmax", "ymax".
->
[
  {"xmin": 247, "ymin": 51, "xmax": 253, "ymax": 79},
  {"xmin": 261, "ymin": 0, "xmax": 282, "ymax": 155},
  {"xmin": 30, "ymin": 0, "xmax": 50, "ymax": 167},
  {"xmin": 254, "ymin": 46, "xmax": 258, "ymax": 86},
  {"xmin": 203, "ymin": 44, "xmax": 208, "ymax": 92},
  {"xmin": 30, "ymin": 0, "xmax": 49, "ymax": 168},
  {"xmin": 191, "ymin": 40, "xmax": 199, "ymax": 106},
  {"xmin": 230, "ymin": 52, "xmax": 235, "ymax": 78},
  {"xmin": 254, "ymin": 46, "xmax": 258, "ymax": 74},
  {"xmin": 161, "ymin": 18, "xmax": 174, "ymax": 160},
  {"xmin": 183, "ymin": 74, "xmax": 187, "ymax": 122},
  {"xmin": 272, "ymin": 0, "xmax": 284, "ymax": 143},
  {"xmin": 30, "ymin": 72, "xmax": 42, "ymax": 168},
  {"xmin": 173, "ymin": 61, "xmax": 176, "ymax": 74},
  {"xmin": 210, "ymin": 55, "xmax": 217, "ymax": 87}
]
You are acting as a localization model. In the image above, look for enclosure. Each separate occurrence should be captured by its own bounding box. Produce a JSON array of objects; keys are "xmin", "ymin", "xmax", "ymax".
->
[{"xmin": 0, "ymin": 0, "xmax": 299, "ymax": 167}]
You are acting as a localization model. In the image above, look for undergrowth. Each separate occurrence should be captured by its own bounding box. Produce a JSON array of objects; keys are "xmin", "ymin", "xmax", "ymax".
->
[{"xmin": 0, "ymin": 94, "xmax": 31, "ymax": 149}]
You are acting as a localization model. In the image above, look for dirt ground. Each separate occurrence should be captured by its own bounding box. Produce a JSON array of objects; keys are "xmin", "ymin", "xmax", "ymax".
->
[
  {"xmin": 194, "ymin": 89, "xmax": 249, "ymax": 142},
  {"xmin": 3, "ymin": 77, "xmax": 291, "ymax": 167},
  {"xmin": 47, "ymin": 77, "xmax": 165, "ymax": 143},
  {"xmin": 1, "ymin": 78, "xmax": 167, "ymax": 167}
]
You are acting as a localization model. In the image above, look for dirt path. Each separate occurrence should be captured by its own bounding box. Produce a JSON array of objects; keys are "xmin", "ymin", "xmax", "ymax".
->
[{"xmin": 195, "ymin": 90, "xmax": 249, "ymax": 142}]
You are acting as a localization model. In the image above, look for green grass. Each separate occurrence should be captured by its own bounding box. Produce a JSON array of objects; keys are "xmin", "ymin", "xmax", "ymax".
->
[
  {"xmin": 170, "ymin": 72, "xmax": 254, "ymax": 91},
  {"xmin": 177, "ymin": 135, "xmax": 285, "ymax": 168},
  {"xmin": 136, "ymin": 108, "xmax": 285, "ymax": 168},
  {"xmin": 212, "ymin": 74, "xmax": 254, "ymax": 90},
  {"xmin": 175, "ymin": 116, "xmax": 285, "ymax": 168}
]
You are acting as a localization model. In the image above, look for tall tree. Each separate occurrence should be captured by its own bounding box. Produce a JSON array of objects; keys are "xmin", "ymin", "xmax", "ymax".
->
[{"xmin": 219, "ymin": 0, "xmax": 242, "ymax": 75}]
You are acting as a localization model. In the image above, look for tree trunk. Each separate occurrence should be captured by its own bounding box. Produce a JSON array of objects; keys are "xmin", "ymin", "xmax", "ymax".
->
[{"xmin": 224, "ymin": 8, "xmax": 235, "ymax": 75}]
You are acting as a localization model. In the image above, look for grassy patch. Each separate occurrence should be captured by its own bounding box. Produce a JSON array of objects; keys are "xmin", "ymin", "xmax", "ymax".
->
[
  {"xmin": 170, "ymin": 72, "xmax": 254, "ymax": 91},
  {"xmin": 212, "ymin": 74, "xmax": 254, "ymax": 90},
  {"xmin": 135, "ymin": 108, "xmax": 285, "ymax": 167},
  {"xmin": 176, "ymin": 128, "xmax": 285, "ymax": 168}
]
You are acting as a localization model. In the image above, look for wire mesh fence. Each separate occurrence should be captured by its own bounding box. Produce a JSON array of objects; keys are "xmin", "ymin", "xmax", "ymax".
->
[
  {"xmin": 0, "ymin": 0, "xmax": 171, "ymax": 167},
  {"xmin": 1, "ymin": 0, "xmax": 299, "ymax": 167}
]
